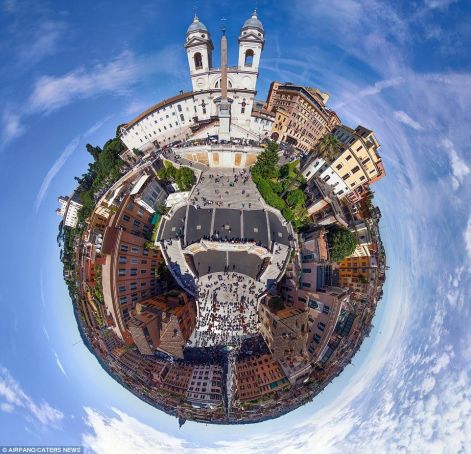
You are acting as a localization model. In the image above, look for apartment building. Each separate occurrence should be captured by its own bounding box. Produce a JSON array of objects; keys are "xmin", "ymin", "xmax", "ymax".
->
[
  {"xmin": 259, "ymin": 301, "xmax": 308, "ymax": 360},
  {"xmin": 101, "ymin": 194, "xmax": 164, "ymax": 342},
  {"xmin": 56, "ymin": 194, "xmax": 83, "ymax": 228},
  {"xmin": 266, "ymin": 82, "xmax": 340, "ymax": 152},
  {"xmin": 187, "ymin": 364, "xmax": 224, "ymax": 407},
  {"xmin": 339, "ymin": 255, "xmax": 378, "ymax": 296},
  {"xmin": 128, "ymin": 292, "xmax": 196, "ymax": 359},
  {"xmin": 330, "ymin": 125, "xmax": 385, "ymax": 201},
  {"xmin": 131, "ymin": 175, "xmax": 167, "ymax": 214},
  {"xmin": 235, "ymin": 353, "xmax": 289, "ymax": 402}
]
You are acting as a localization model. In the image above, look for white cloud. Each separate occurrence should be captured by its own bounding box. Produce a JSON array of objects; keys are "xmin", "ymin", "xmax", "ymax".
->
[
  {"xmin": 53, "ymin": 352, "xmax": 67, "ymax": 376},
  {"xmin": 465, "ymin": 215, "xmax": 471, "ymax": 262},
  {"xmin": 442, "ymin": 138, "xmax": 470, "ymax": 190},
  {"xmin": 28, "ymin": 51, "xmax": 139, "ymax": 115},
  {"xmin": 35, "ymin": 136, "xmax": 80, "ymax": 211},
  {"xmin": 1, "ymin": 402, "xmax": 15, "ymax": 413},
  {"xmin": 0, "ymin": 366, "xmax": 63, "ymax": 427},
  {"xmin": 82, "ymin": 408, "xmax": 190, "ymax": 454},
  {"xmin": 18, "ymin": 20, "xmax": 65, "ymax": 65},
  {"xmin": 394, "ymin": 110, "xmax": 423, "ymax": 130},
  {"xmin": 424, "ymin": 0, "xmax": 458, "ymax": 9},
  {"xmin": 84, "ymin": 115, "xmax": 115, "ymax": 138},
  {"xmin": 1, "ymin": 110, "xmax": 24, "ymax": 143}
]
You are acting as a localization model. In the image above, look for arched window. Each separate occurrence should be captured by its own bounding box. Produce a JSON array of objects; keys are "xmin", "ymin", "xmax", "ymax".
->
[
  {"xmin": 244, "ymin": 49, "xmax": 254, "ymax": 67},
  {"xmin": 194, "ymin": 52, "xmax": 203, "ymax": 69}
]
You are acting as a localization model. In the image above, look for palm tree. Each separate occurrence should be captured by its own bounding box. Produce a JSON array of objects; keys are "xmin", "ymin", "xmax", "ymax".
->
[{"xmin": 315, "ymin": 133, "xmax": 342, "ymax": 163}]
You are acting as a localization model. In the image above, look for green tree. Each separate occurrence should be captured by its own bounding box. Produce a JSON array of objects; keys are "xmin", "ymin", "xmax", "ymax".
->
[
  {"xmin": 175, "ymin": 166, "xmax": 195, "ymax": 191},
  {"xmin": 286, "ymin": 189, "xmax": 306, "ymax": 208},
  {"xmin": 329, "ymin": 228, "xmax": 358, "ymax": 262},
  {"xmin": 316, "ymin": 133, "xmax": 342, "ymax": 162},
  {"xmin": 164, "ymin": 161, "xmax": 177, "ymax": 179},
  {"xmin": 252, "ymin": 141, "xmax": 280, "ymax": 180},
  {"xmin": 86, "ymin": 144, "xmax": 101, "ymax": 161}
]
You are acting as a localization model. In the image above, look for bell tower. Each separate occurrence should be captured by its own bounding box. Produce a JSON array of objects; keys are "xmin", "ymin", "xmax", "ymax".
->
[
  {"xmin": 185, "ymin": 15, "xmax": 214, "ymax": 91},
  {"xmin": 238, "ymin": 10, "xmax": 265, "ymax": 75}
]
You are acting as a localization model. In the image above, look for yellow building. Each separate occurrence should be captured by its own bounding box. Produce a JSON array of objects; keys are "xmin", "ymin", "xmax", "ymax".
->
[
  {"xmin": 330, "ymin": 125, "xmax": 385, "ymax": 201},
  {"xmin": 338, "ymin": 255, "xmax": 377, "ymax": 295}
]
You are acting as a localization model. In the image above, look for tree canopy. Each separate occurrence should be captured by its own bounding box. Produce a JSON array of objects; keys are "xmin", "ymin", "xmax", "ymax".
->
[
  {"xmin": 251, "ymin": 141, "xmax": 280, "ymax": 181},
  {"xmin": 316, "ymin": 133, "xmax": 342, "ymax": 162},
  {"xmin": 329, "ymin": 228, "xmax": 358, "ymax": 262},
  {"xmin": 175, "ymin": 166, "xmax": 195, "ymax": 191}
]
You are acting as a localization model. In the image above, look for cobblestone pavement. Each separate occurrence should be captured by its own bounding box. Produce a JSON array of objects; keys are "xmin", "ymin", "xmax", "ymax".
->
[
  {"xmin": 189, "ymin": 167, "xmax": 264, "ymax": 210},
  {"xmin": 188, "ymin": 272, "xmax": 266, "ymax": 348}
]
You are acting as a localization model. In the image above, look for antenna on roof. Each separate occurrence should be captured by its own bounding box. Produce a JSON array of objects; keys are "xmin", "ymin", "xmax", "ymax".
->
[{"xmin": 193, "ymin": 0, "xmax": 198, "ymax": 20}]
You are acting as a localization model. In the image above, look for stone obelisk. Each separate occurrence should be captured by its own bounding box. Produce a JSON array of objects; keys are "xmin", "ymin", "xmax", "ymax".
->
[{"xmin": 218, "ymin": 21, "xmax": 231, "ymax": 141}]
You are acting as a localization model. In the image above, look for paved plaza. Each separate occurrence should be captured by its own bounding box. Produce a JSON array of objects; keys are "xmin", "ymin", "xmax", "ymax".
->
[
  {"xmin": 156, "ymin": 159, "xmax": 294, "ymax": 348},
  {"xmin": 188, "ymin": 272, "xmax": 266, "ymax": 348},
  {"xmin": 190, "ymin": 167, "xmax": 263, "ymax": 210}
]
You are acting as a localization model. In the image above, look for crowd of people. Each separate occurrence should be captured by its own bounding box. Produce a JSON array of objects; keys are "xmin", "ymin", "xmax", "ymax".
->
[
  {"xmin": 190, "ymin": 169, "xmax": 258, "ymax": 210},
  {"xmin": 190, "ymin": 272, "xmax": 262, "ymax": 347}
]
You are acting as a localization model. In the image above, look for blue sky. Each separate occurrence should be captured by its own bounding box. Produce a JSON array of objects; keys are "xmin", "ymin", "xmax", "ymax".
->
[{"xmin": 0, "ymin": 0, "xmax": 470, "ymax": 452}]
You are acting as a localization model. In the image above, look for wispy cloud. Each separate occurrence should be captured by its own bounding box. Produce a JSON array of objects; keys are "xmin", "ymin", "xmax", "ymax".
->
[
  {"xmin": 84, "ymin": 114, "xmax": 115, "ymax": 138},
  {"xmin": 442, "ymin": 138, "xmax": 470, "ymax": 190},
  {"xmin": 0, "ymin": 366, "xmax": 64, "ymax": 427},
  {"xmin": 393, "ymin": 110, "xmax": 423, "ymax": 130},
  {"xmin": 28, "ymin": 51, "xmax": 139, "ymax": 116},
  {"xmin": 17, "ymin": 20, "xmax": 66, "ymax": 65},
  {"xmin": 53, "ymin": 352, "xmax": 67, "ymax": 376},
  {"xmin": 35, "ymin": 136, "xmax": 80, "ymax": 212},
  {"xmin": 1, "ymin": 110, "xmax": 24, "ymax": 142},
  {"xmin": 82, "ymin": 407, "xmax": 189, "ymax": 454},
  {"xmin": 424, "ymin": 0, "xmax": 458, "ymax": 9},
  {"xmin": 465, "ymin": 214, "xmax": 471, "ymax": 262}
]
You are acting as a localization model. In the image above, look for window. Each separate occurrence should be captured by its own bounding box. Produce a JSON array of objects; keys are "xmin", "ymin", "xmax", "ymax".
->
[
  {"xmin": 180, "ymin": 114, "xmax": 184, "ymax": 121},
  {"xmin": 302, "ymin": 268, "xmax": 311, "ymax": 273},
  {"xmin": 118, "ymin": 256, "xmax": 127, "ymax": 264},
  {"xmin": 133, "ymin": 219, "xmax": 141, "ymax": 227},
  {"xmin": 336, "ymin": 164, "xmax": 343, "ymax": 170},
  {"xmin": 244, "ymin": 49, "xmax": 254, "ymax": 66},
  {"xmin": 322, "ymin": 305, "xmax": 330, "ymax": 314},
  {"xmin": 177, "ymin": 105, "xmax": 182, "ymax": 112},
  {"xmin": 119, "ymin": 296, "xmax": 127, "ymax": 304},
  {"xmin": 131, "ymin": 258, "xmax": 138, "ymax": 264},
  {"xmin": 118, "ymin": 285, "xmax": 126, "ymax": 293},
  {"xmin": 118, "ymin": 269, "xmax": 126, "ymax": 276},
  {"xmin": 318, "ymin": 322, "xmax": 326, "ymax": 331},
  {"xmin": 130, "ymin": 282, "xmax": 137, "ymax": 290},
  {"xmin": 120, "ymin": 244, "xmax": 128, "ymax": 252},
  {"xmin": 346, "ymin": 154, "xmax": 352, "ymax": 161},
  {"xmin": 141, "ymin": 269, "xmax": 147, "ymax": 274},
  {"xmin": 122, "ymin": 214, "xmax": 130, "ymax": 222},
  {"xmin": 130, "ymin": 269, "xmax": 137, "ymax": 276},
  {"xmin": 351, "ymin": 165, "xmax": 360, "ymax": 174},
  {"xmin": 131, "ymin": 246, "xmax": 139, "ymax": 253},
  {"xmin": 302, "ymin": 282, "xmax": 311, "ymax": 288},
  {"xmin": 194, "ymin": 52, "xmax": 203, "ymax": 69}
]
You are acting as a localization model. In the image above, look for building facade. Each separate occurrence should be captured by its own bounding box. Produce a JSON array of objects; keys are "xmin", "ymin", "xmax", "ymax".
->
[
  {"xmin": 259, "ymin": 302, "xmax": 308, "ymax": 360},
  {"xmin": 266, "ymin": 82, "xmax": 340, "ymax": 152},
  {"xmin": 187, "ymin": 364, "xmax": 224, "ymax": 407},
  {"xmin": 56, "ymin": 195, "xmax": 83, "ymax": 228},
  {"xmin": 234, "ymin": 353, "xmax": 289, "ymax": 402},
  {"xmin": 119, "ymin": 11, "xmax": 271, "ymax": 152},
  {"xmin": 101, "ymin": 193, "xmax": 164, "ymax": 342}
]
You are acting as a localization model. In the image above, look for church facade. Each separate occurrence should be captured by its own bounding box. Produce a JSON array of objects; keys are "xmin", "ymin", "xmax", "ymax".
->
[{"xmin": 119, "ymin": 11, "xmax": 273, "ymax": 152}]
